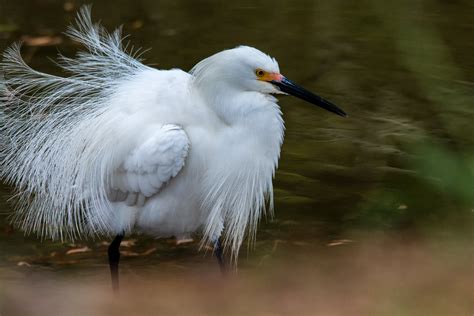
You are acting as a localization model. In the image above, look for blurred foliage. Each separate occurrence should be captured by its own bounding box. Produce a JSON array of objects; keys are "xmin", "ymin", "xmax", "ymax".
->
[{"xmin": 415, "ymin": 144, "xmax": 473, "ymax": 205}]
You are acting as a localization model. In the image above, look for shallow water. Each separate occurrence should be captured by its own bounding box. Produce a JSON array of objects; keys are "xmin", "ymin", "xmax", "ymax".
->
[{"xmin": 0, "ymin": 1, "xmax": 473, "ymax": 315}]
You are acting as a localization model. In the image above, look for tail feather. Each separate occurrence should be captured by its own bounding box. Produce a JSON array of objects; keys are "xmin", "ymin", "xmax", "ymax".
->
[{"xmin": 0, "ymin": 6, "xmax": 148, "ymax": 240}]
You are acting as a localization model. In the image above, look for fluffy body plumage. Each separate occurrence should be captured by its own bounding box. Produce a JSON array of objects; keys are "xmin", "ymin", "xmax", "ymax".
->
[{"xmin": 0, "ymin": 7, "xmax": 284, "ymax": 258}]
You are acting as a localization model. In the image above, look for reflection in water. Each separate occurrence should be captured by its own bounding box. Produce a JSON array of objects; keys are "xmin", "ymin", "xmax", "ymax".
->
[{"xmin": 0, "ymin": 0, "xmax": 472, "ymax": 315}]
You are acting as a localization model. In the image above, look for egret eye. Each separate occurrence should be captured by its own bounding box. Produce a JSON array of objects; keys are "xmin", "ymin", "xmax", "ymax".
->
[{"xmin": 255, "ymin": 69, "xmax": 265, "ymax": 78}]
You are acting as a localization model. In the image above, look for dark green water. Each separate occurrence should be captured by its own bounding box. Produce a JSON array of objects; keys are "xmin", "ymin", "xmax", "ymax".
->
[{"xmin": 0, "ymin": 1, "xmax": 472, "ymax": 315}]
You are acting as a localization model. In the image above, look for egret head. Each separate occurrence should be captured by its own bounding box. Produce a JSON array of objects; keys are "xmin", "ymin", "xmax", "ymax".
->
[{"xmin": 191, "ymin": 46, "xmax": 346, "ymax": 117}]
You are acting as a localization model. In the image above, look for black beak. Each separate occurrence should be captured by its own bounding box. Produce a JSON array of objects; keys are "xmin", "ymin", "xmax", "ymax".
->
[{"xmin": 271, "ymin": 77, "xmax": 347, "ymax": 117}]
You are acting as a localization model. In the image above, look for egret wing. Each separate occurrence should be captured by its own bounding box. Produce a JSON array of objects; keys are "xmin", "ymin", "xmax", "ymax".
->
[{"xmin": 109, "ymin": 124, "xmax": 189, "ymax": 206}]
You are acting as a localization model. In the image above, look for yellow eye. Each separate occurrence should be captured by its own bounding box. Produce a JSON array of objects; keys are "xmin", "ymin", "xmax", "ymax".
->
[{"xmin": 255, "ymin": 69, "xmax": 265, "ymax": 78}]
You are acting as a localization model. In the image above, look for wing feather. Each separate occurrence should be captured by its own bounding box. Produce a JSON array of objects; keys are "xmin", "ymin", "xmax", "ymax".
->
[{"xmin": 109, "ymin": 124, "xmax": 189, "ymax": 206}]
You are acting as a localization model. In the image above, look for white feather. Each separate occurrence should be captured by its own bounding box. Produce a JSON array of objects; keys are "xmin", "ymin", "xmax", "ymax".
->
[
  {"xmin": 0, "ymin": 6, "xmax": 150, "ymax": 239},
  {"xmin": 114, "ymin": 124, "xmax": 189, "ymax": 199}
]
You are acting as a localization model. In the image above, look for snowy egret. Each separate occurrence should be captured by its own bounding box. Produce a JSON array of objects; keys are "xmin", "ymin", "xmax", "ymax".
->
[{"xmin": 0, "ymin": 7, "xmax": 346, "ymax": 290}]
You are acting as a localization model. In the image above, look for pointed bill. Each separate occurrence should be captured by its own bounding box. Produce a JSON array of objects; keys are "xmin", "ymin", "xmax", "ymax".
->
[{"xmin": 271, "ymin": 77, "xmax": 347, "ymax": 117}]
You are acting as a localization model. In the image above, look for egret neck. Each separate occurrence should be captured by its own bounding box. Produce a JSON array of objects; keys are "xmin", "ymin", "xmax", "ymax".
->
[{"xmin": 192, "ymin": 79, "xmax": 284, "ymax": 161}]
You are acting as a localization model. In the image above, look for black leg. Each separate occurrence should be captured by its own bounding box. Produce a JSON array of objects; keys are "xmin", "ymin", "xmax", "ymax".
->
[
  {"xmin": 108, "ymin": 234, "xmax": 124, "ymax": 293},
  {"xmin": 214, "ymin": 239, "xmax": 226, "ymax": 275}
]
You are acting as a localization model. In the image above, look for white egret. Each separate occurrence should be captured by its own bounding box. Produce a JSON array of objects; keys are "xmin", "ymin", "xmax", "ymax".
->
[{"xmin": 0, "ymin": 7, "xmax": 346, "ymax": 290}]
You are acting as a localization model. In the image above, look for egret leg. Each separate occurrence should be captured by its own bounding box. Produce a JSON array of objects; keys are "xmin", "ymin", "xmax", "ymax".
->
[
  {"xmin": 214, "ymin": 239, "xmax": 226, "ymax": 274},
  {"xmin": 108, "ymin": 234, "xmax": 124, "ymax": 293}
]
